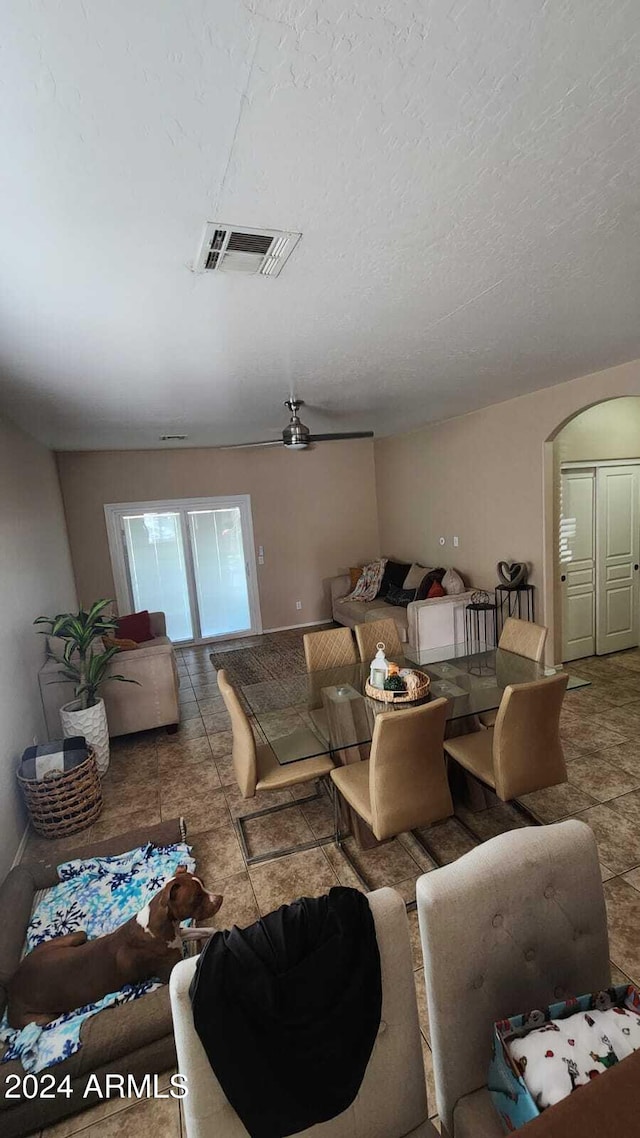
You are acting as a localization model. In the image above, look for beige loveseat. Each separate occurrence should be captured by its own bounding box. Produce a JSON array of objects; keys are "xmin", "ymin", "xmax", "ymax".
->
[
  {"xmin": 330, "ymin": 575, "xmax": 474, "ymax": 664},
  {"xmin": 38, "ymin": 612, "xmax": 180, "ymax": 739}
]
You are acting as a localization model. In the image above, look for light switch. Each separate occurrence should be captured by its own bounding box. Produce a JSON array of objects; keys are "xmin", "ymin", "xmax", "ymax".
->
[
  {"xmin": 258, "ymin": 545, "xmax": 264, "ymax": 565},
  {"xmin": 453, "ymin": 536, "xmax": 459, "ymax": 548}
]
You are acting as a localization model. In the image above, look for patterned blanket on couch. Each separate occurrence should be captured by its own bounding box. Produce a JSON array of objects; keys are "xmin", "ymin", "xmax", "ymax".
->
[{"xmin": 0, "ymin": 841, "xmax": 194, "ymax": 1073}]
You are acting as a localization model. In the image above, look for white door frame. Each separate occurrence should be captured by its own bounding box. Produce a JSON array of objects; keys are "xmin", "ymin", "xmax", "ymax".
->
[
  {"xmin": 562, "ymin": 459, "xmax": 640, "ymax": 470},
  {"xmin": 104, "ymin": 495, "xmax": 262, "ymax": 644}
]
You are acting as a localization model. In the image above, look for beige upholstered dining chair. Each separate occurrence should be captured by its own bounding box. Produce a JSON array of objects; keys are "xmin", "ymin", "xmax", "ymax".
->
[
  {"xmin": 330, "ymin": 698, "xmax": 452, "ymax": 890},
  {"xmin": 171, "ymin": 886, "xmax": 439, "ymax": 1138},
  {"xmin": 416, "ymin": 820, "xmax": 610, "ymax": 1138},
  {"xmin": 303, "ymin": 627, "xmax": 359, "ymax": 742},
  {"xmin": 303, "ymin": 626, "xmax": 358, "ymax": 671},
  {"xmin": 444, "ymin": 672, "xmax": 568, "ymax": 805},
  {"xmin": 499, "ymin": 616, "xmax": 548, "ymax": 662},
  {"xmin": 355, "ymin": 618, "xmax": 403, "ymax": 664},
  {"xmin": 217, "ymin": 669, "xmax": 334, "ymax": 865},
  {"xmin": 479, "ymin": 617, "xmax": 548, "ymax": 726}
]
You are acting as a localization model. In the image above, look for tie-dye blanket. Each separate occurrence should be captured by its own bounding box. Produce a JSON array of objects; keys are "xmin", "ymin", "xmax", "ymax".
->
[{"xmin": 0, "ymin": 841, "xmax": 194, "ymax": 1073}]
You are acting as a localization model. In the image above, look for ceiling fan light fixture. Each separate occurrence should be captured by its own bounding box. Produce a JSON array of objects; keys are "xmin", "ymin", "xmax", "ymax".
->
[
  {"xmin": 217, "ymin": 396, "xmax": 374, "ymax": 451},
  {"xmin": 282, "ymin": 398, "xmax": 310, "ymax": 449}
]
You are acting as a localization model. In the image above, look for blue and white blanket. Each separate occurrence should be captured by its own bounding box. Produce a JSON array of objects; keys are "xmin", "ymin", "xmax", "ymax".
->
[{"xmin": 0, "ymin": 841, "xmax": 194, "ymax": 1073}]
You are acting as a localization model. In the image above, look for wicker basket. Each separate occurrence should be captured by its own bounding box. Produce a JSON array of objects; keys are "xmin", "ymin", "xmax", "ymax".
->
[
  {"xmin": 365, "ymin": 670, "xmax": 431, "ymax": 703},
  {"xmin": 17, "ymin": 747, "xmax": 103, "ymax": 838}
]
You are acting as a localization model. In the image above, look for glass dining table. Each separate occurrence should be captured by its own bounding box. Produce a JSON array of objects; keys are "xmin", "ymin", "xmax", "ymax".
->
[{"xmin": 241, "ymin": 649, "xmax": 590, "ymax": 765}]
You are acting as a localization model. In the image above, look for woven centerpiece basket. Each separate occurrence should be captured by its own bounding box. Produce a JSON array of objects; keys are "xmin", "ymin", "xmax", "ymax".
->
[
  {"xmin": 365, "ymin": 670, "xmax": 431, "ymax": 703},
  {"xmin": 17, "ymin": 746, "xmax": 103, "ymax": 838}
]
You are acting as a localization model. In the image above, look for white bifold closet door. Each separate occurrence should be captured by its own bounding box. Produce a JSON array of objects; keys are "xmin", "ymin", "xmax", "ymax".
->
[
  {"xmin": 560, "ymin": 465, "xmax": 640, "ymax": 661},
  {"xmin": 595, "ymin": 466, "xmax": 640, "ymax": 655},
  {"xmin": 560, "ymin": 469, "xmax": 596, "ymax": 662}
]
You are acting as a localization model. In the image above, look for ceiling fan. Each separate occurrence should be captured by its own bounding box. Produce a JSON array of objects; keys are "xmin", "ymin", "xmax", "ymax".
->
[{"xmin": 221, "ymin": 399, "xmax": 374, "ymax": 451}]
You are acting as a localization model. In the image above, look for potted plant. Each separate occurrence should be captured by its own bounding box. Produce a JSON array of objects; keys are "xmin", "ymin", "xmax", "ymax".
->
[{"xmin": 35, "ymin": 599, "xmax": 138, "ymax": 775}]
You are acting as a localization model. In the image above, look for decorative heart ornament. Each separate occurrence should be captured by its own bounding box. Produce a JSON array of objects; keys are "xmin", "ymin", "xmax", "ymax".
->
[{"xmin": 497, "ymin": 561, "xmax": 528, "ymax": 589}]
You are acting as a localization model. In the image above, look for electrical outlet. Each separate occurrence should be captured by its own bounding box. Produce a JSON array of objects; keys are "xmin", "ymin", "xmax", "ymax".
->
[
  {"xmin": 295, "ymin": 600, "xmax": 302, "ymax": 610},
  {"xmin": 439, "ymin": 536, "xmax": 446, "ymax": 546},
  {"xmin": 453, "ymin": 536, "xmax": 459, "ymax": 548},
  {"xmin": 258, "ymin": 545, "xmax": 264, "ymax": 565}
]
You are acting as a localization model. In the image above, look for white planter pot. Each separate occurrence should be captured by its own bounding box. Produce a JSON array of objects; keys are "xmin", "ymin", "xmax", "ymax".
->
[{"xmin": 60, "ymin": 696, "xmax": 110, "ymax": 776}]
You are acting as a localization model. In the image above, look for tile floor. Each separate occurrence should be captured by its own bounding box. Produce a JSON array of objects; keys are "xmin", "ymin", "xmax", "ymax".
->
[{"xmin": 21, "ymin": 631, "xmax": 640, "ymax": 1137}]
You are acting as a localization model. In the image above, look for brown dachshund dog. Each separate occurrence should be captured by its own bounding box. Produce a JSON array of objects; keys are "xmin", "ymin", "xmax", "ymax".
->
[{"xmin": 8, "ymin": 867, "xmax": 222, "ymax": 1029}]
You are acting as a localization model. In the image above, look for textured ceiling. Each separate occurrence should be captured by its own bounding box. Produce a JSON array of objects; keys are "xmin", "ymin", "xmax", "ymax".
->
[{"xmin": 1, "ymin": 0, "xmax": 640, "ymax": 449}]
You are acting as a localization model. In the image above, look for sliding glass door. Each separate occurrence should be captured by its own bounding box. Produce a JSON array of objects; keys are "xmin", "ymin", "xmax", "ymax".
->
[
  {"xmin": 188, "ymin": 508, "xmax": 251, "ymax": 638},
  {"xmin": 122, "ymin": 511, "xmax": 194, "ymax": 641},
  {"xmin": 105, "ymin": 496, "xmax": 261, "ymax": 643}
]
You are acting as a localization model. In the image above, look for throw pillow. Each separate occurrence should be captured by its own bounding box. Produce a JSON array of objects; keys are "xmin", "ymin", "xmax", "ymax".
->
[
  {"xmin": 385, "ymin": 583, "xmax": 417, "ymax": 607},
  {"xmin": 349, "ymin": 566, "xmax": 364, "ymax": 590},
  {"xmin": 377, "ymin": 559, "xmax": 412, "ymax": 598},
  {"xmin": 415, "ymin": 567, "xmax": 446, "ymax": 601},
  {"xmin": 442, "ymin": 568, "xmax": 466, "ymax": 596},
  {"xmin": 103, "ymin": 635, "xmax": 139, "ymax": 652},
  {"xmin": 426, "ymin": 581, "xmax": 446, "ymax": 599},
  {"xmin": 346, "ymin": 559, "xmax": 388, "ymax": 602},
  {"xmin": 117, "ymin": 609, "xmax": 153, "ymax": 643},
  {"xmin": 403, "ymin": 562, "xmax": 429, "ymax": 590}
]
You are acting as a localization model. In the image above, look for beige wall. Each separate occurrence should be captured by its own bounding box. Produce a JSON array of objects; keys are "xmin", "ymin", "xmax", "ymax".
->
[
  {"xmin": 555, "ymin": 396, "xmax": 640, "ymax": 463},
  {"xmin": 0, "ymin": 415, "xmax": 77, "ymax": 877},
  {"xmin": 375, "ymin": 360, "xmax": 640, "ymax": 657},
  {"xmin": 56, "ymin": 441, "xmax": 379, "ymax": 631}
]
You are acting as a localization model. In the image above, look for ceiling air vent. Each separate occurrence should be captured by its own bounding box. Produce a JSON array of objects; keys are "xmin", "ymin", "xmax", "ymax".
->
[{"xmin": 194, "ymin": 224, "xmax": 301, "ymax": 277}]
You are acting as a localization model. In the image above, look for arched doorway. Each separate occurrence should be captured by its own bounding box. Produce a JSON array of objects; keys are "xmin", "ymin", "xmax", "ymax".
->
[{"xmin": 544, "ymin": 397, "xmax": 640, "ymax": 663}]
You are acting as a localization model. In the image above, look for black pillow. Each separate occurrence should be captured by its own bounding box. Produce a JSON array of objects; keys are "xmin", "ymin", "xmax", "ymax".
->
[
  {"xmin": 377, "ymin": 560, "xmax": 411, "ymax": 598},
  {"xmin": 415, "ymin": 567, "xmax": 446, "ymax": 601},
  {"xmin": 385, "ymin": 583, "xmax": 417, "ymax": 608}
]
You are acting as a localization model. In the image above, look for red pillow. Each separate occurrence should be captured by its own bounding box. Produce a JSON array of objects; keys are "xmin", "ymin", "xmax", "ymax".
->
[
  {"xmin": 427, "ymin": 581, "xmax": 446, "ymax": 599},
  {"xmin": 117, "ymin": 610, "xmax": 153, "ymax": 643}
]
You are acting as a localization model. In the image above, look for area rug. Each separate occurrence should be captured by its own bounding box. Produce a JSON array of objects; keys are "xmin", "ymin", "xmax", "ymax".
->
[
  {"xmin": 210, "ymin": 641, "xmax": 305, "ymax": 684},
  {"xmin": 209, "ymin": 649, "xmax": 275, "ymax": 685}
]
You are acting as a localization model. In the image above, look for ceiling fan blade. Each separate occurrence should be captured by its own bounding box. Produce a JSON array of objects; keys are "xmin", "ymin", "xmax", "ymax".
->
[
  {"xmin": 219, "ymin": 440, "xmax": 282, "ymax": 450},
  {"xmin": 307, "ymin": 431, "xmax": 374, "ymax": 442}
]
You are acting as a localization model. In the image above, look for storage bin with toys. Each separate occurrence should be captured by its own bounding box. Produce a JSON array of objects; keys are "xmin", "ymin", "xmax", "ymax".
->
[{"xmin": 489, "ymin": 983, "xmax": 640, "ymax": 1131}]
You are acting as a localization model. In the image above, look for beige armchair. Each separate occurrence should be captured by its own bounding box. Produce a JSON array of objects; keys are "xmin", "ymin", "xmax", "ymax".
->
[
  {"xmin": 416, "ymin": 820, "xmax": 610, "ymax": 1138},
  {"xmin": 170, "ymin": 887, "xmax": 438, "ymax": 1138},
  {"xmin": 38, "ymin": 612, "xmax": 180, "ymax": 739}
]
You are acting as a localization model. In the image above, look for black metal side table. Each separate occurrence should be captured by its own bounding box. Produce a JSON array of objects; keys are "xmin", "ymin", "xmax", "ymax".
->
[
  {"xmin": 464, "ymin": 602, "xmax": 497, "ymax": 670},
  {"xmin": 495, "ymin": 584, "xmax": 535, "ymax": 635}
]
